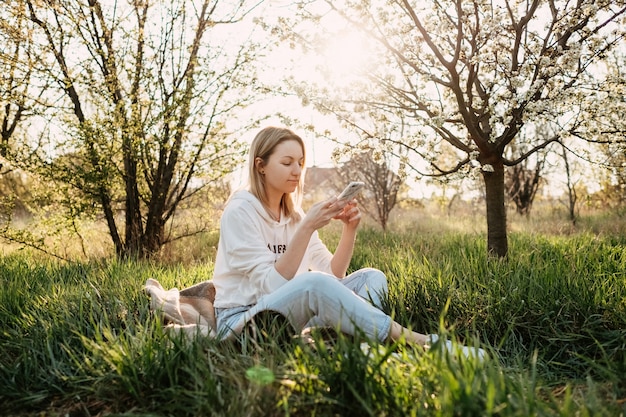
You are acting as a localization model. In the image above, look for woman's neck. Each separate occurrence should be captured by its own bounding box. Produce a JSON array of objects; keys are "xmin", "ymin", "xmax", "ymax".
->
[{"xmin": 266, "ymin": 193, "xmax": 283, "ymax": 221}]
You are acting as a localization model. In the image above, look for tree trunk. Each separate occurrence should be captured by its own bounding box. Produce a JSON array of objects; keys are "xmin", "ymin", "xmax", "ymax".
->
[
  {"xmin": 123, "ymin": 191, "xmax": 143, "ymax": 258},
  {"xmin": 142, "ymin": 218, "xmax": 164, "ymax": 258},
  {"xmin": 122, "ymin": 146, "xmax": 143, "ymax": 258},
  {"xmin": 482, "ymin": 160, "xmax": 508, "ymax": 258}
]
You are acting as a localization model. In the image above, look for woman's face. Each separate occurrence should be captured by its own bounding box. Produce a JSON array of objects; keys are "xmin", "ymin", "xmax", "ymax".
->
[{"xmin": 258, "ymin": 139, "xmax": 304, "ymax": 198}]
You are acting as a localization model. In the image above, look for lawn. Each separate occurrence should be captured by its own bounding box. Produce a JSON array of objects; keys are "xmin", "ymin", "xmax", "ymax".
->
[{"xmin": 1, "ymin": 210, "xmax": 625, "ymax": 416}]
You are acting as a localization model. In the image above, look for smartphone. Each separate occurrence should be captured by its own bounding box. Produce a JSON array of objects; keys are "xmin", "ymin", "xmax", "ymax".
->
[{"xmin": 337, "ymin": 181, "xmax": 365, "ymax": 201}]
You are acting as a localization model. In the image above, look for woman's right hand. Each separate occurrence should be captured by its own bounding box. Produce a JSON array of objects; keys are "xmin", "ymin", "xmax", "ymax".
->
[
  {"xmin": 276, "ymin": 197, "xmax": 343, "ymax": 280},
  {"xmin": 301, "ymin": 197, "xmax": 345, "ymax": 231}
]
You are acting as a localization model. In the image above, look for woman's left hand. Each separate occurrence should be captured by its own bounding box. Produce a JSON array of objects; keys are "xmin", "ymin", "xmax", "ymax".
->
[{"xmin": 334, "ymin": 200, "xmax": 361, "ymax": 228}]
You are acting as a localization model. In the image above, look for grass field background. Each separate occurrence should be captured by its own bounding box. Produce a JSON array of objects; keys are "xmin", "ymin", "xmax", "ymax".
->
[{"xmin": 1, "ymin": 207, "xmax": 625, "ymax": 416}]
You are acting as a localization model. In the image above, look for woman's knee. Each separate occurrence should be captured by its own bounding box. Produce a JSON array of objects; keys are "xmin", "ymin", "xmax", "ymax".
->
[
  {"xmin": 290, "ymin": 272, "xmax": 348, "ymax": 301},
  {"xmin": 362, "ymin": 268, "xmax": 388, "ymax": 292},
  {"xmin": 353, "ymin": 268, "xmax": 388, "ymax": 309},
  {"xmin": 293, "ymin": 271, "xmax": 337, "ymax": 291}
]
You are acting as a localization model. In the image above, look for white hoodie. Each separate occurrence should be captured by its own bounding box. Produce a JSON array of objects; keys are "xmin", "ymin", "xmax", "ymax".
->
[{"xmin": 212, "ymin": 190, "xmax": 334, "ymax": 308}]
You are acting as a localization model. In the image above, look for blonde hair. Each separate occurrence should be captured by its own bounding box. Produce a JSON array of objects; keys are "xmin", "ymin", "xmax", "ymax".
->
[{"xmin": 248, "ymin": 126, "xmax": 305, "ymax": 220}]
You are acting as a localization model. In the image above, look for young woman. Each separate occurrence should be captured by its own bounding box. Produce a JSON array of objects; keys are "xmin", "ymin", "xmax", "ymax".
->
[{"xmin": 212, "ymin": 126, "xmax": 484, "ymax": 358}]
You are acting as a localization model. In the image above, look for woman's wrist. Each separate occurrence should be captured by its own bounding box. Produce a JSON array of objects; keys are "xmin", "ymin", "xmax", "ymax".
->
[
  {"xmin": 298, "ymin": 218, "xmax": 317, "ymax": 235},
  {"xmin": 343, "ymin": 222, "xmax": 359, "ymax": 234}
]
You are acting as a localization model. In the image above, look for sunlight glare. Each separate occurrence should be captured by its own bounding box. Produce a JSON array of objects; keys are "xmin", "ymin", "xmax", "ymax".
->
[
  {"xmin": 325, "ymin": 31, "xmax": 370, "ymax": 73},
  {"xmin": 315, "ymin": 29, "xmax": 375, "ymax": 82}
]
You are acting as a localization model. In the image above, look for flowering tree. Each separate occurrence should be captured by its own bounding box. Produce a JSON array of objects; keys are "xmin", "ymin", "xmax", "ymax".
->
[
  {"xmin": 1, "ymin": 0, "xmax": 262, "ymax": 258},
  {"xmin": 283, "ymin": 0, "xmax": 626, "ymax": 257}
]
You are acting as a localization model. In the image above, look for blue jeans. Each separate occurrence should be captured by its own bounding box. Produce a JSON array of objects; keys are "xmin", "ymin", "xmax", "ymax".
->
[{"xmin": 215, "ymin": 268, "xmax": 391, "ymax": 342}]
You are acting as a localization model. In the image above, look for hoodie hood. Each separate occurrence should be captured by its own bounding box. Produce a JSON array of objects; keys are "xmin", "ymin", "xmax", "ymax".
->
[{"xmin": 229, "ymin": 190, "xmax": 292, "ymax": 225}]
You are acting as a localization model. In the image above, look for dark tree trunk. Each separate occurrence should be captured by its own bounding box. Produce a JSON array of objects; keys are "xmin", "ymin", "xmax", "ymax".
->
[
  {"xmin": 121, "ymin": 137, "xmax": 144, "ymax": 258},
  {"xmin": 142, "ymin": 219, "xmax": 164, "ymax": 258},
  {"xmin": 483, "ymin": 160, "xmax": 508, "ymax": 258}
]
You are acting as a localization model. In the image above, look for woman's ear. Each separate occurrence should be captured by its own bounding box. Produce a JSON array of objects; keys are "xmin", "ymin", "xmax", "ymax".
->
[{"xmin": 254, "ymin": 157, "xmax": 265, "ymax": 175}]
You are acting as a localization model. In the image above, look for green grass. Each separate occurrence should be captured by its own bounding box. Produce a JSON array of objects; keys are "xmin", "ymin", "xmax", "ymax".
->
[{"xmin": 1, "ymin": 224, "xmax": 626, "ymax": 416}]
